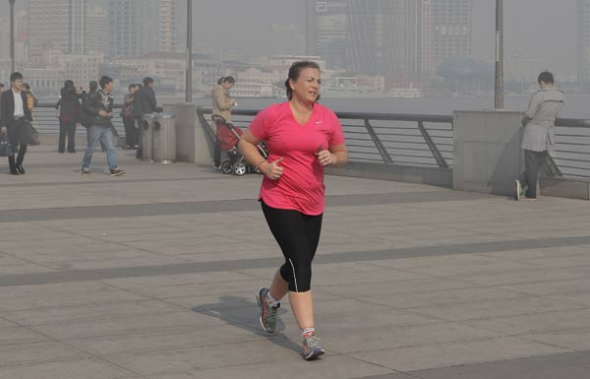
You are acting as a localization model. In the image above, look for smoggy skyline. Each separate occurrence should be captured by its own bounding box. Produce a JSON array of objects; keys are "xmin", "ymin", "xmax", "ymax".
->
[{"xmin": 0, "ymin": 0, "xmax": 578, "ymax": 77}]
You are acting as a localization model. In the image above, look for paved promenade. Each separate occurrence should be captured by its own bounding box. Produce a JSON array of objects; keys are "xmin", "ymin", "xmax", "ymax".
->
[{"xmin": 2, "ymin": 146, "xmax": 590, "ymax": 379}]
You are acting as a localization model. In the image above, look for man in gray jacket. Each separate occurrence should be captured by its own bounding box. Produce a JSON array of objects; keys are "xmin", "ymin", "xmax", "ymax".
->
[{"xmin": 514, "ymin": 71, "xmax": 565, "ymax": 201}]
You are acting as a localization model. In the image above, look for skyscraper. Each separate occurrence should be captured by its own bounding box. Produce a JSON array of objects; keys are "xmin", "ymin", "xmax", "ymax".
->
[
  {"xmin": 159, "ymin": 0, "xmax": 178, "ymax": 52},
  {"xmin": 109, "ymin": 0, "xmax": 159, "ymax": 57},
  {"xmin": 306, "ymin": 0, "xmax": 348, "ymax": 69},
  {"xmin": 406, "ymin": 0, "xmax": 433, "ymax": 77},
  {"xmin": 346, "ymin": 0, "xmax": 407, "ymax": 75},
  {"xmin": 28, "ymin": 0, "xmax": 87, "ymax": 60},
  {"xmin": 578, "ymin": 0, "xmax": 590, "ymax": 83},
  {"xmin": 85, "ymin": 5, "xmax": 109, "ymax": 55},
  {"xmin": 431, "ymin": 0, "xmax": 472, "ymax": 67},
  {"xmin": 109, "ymin": 0, "xmax": 182, "ymax": 58}
]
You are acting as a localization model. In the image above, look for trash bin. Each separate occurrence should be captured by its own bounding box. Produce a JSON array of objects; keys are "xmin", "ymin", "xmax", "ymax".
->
[
  {"xmin": 141, "ymin": 114, "xmax": 156, "ymax": 161},
  {"xmin": 153, "ymin": 114, "xmax": 176, "ymax": 164}
]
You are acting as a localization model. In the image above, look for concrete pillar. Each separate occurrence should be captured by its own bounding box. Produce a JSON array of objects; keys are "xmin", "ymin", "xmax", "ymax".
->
[
  {"xmin": 174, "ymin": 103, "xmax": 212, "ymax": 164},
  {"xmin": 453, "ymin": 110, "xmax": 524, "ymax": 196}
]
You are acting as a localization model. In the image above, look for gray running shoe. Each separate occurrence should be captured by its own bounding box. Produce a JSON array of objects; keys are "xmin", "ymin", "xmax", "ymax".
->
[
  {"xmin": 256, "ymin": 287, "xmax": 279, "ymax": 333},
  {"xmin": 302, "ymin": 332, "xmax": 325, "ymax": 361}
]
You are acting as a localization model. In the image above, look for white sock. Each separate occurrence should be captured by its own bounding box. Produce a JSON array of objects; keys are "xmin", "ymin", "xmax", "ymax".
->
[
  {"xmin": 266, "ymin": 292, "xmax": 280, "ymax": 307},
  {"xmin": 302, "ymin": 328, "xmax": 315, "ymax": 338}
]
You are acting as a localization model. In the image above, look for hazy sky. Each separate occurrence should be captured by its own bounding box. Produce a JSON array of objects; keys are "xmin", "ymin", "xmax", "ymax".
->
[{"xmin": 2, "ymin": 0, "xmax": 579, "ymax": 76}]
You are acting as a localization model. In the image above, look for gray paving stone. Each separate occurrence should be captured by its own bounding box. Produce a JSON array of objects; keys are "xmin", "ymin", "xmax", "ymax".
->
[
  {"xmin": 182, "ymin": 355, "xmax": 395, "ymax": 379},
  {"xmin": 464, "ymin": 309, "xmax": 590, "ymax": 335},
  {"xmin": 410, "ymin": 350, "xmax": 590, "ymax": 379},
  {"xmin": 0, "ymin": 358, "xmax": 139, "ymax": 379},
  {"xmin": 2, "ymin": 147, "xmax": 590, "ymax": 378},
  {"xmin": 408, "ymin": 296, "xmax": 585, "ymax": 322},
  {"xmin": 350, "ymin": 337, "xmax": 570, "ymax": 372},
  {"xmin": 30, "ymin": 311, "xmax": 221, "ymax": 341},
  {"xmin": 0, "ymin": 341, "xmax": 89, "ymax": 367}
]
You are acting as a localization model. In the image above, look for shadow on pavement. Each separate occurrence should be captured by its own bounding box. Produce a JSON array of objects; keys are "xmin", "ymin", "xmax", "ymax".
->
[{"xmin": 191, "ymin": 295, "xmax": 302, "ymax": 355}]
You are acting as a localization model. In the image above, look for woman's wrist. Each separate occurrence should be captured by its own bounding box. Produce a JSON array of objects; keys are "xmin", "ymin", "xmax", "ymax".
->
[{"xmin": 256, "ymin": 159, "xmax": 268, "ymax": 171}]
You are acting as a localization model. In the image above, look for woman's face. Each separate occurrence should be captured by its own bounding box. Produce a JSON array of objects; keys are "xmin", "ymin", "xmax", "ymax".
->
[
  {"xmin": 222, "ymin": 81, "xmax": 234, "ymax": 90},
  {"xmin": 290, "ymin": 68, "xmax": 321, "ymax": 103}
]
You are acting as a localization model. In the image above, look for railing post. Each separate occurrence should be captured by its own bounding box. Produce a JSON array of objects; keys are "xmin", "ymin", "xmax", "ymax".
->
[
  {"xmin": 417, "ymin": 121, "xmax": 449, "ymax": 169},
  {"xmin": 364, "ymin": 119, "xmax": 393, "ymax": 164}
]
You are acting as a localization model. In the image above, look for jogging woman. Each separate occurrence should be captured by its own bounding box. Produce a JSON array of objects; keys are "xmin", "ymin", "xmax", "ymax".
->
[{"xmin": 239, "ymin": 61, "xmax": 348, "ymax": 360}]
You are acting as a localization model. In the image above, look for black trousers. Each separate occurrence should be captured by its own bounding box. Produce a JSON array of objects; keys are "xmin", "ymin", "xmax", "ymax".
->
[
  {"xmin": 123, "ymin": 117, "xmax": 137, "ymax": 147},
  {"xmin": 58, "ymin": 120, "xmax": 77, "ymax": 153},
  {"xmin": 7, "ymin": 118, "xmax": 28, "ymax": 169},
  {"xmin": 522, "ymin": 149, "xmax": 548, "ymax": 199},
  {"xmin": 136, "ymin": 117, "xmax": 143, "ymax": 158},
  {"xmin": 261, "ymin": 201, "xmax": 323, "ymax": 293},
  {"xmin": 214, "ymin": 139, "xmax": 221, "ymax": 167}
]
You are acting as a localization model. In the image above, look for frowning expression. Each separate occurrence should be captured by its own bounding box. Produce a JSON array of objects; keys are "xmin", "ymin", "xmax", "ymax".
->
[{"xmin": 290, "ymin": 68, "xmax": 321, "ymax": 103}]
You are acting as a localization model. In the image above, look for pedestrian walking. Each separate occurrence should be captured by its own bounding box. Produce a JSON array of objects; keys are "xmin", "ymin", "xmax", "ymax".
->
[
  {"xmin": 55, "ymin": 80, "xmax": 81, "ymax": 153},
  {"xmin": 238, "ymin": 61, "xmax": 348, "ymax": 360},
  {"xmin": 212, "ymin": 76, "xmax": 236, "ymax": 169},
  {"xmin": 0, "ymin": 72, "xmax": 32, "ymax": 175},
  {"xmin": 514, "ymin": 71, "xmax": 565, "ymax": 201},
  {"xmin": 80, "ymin": 76, "xmax": 125, "ymax": 176}
]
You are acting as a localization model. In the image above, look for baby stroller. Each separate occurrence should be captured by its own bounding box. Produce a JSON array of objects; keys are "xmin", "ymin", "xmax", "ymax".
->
[{"xmin": 212, "ymin": 115, "xmax": 268, "ymax": 176}]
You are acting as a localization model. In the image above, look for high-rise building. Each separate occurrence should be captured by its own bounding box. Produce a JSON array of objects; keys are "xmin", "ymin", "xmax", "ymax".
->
[
  {"xmin": 306, "ymin": 0, "xmax": 348, "ymax": 69},
  {"xmin": 109, "ymin": 0, "xmax": 159, "ymax": 57},
  {"xmin": 0, "ymin": 17, "xmax": 9, "ymax": 60},
  {"xmin": 432, "ymin": 0, "xmax": 472, "ymax": 67},
  {"xmin": 28, "ymin": 0, "xmax": 87, "ymax": 60},
  {"xmin": 346, "ymin": 0, "xmax": 407, "ymax": 75},
  {"xmin": 85, "ymin": 6, "xmax": 109, "ymax": 55},
  {"xmin": 578, "ymin": 0, "xmax": 590, "ymax": 82},
  {"xmin": 406, "ymin": 0, "xmax": 433, "ymax": 77},
  {"xmin": 159, "ymin": 0, "xmax": 178, "ymax": 52},
  {"xmin": 109, "ymin": 0, "xmax": 182, "ymax": 58}
]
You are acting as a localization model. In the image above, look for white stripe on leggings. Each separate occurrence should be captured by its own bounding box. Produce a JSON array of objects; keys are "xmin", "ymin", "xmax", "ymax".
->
[{"xmin": 289, "ymin": 259, "xmax": 299, "ymax": 293}]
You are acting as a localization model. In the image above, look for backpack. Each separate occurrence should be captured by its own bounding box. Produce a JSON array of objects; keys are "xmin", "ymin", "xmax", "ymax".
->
[{"xmin": 78, "ymin": 92, "xmax": 94, "ymax": 128}]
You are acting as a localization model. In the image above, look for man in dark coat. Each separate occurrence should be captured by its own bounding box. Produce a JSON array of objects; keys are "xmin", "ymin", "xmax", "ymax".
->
[
  {"xmin": 0, "ymin": 72, "xmax": 32, "ymax": 175},
  {"xmin": 133, "ymin": 77, "xmax": 157, "ymax": 159}
]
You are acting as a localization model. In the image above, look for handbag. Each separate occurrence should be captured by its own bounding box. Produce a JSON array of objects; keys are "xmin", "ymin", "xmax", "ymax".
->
[{"xmin": 0, "ymin": 133, "xmax": 13, "ymax": 157}]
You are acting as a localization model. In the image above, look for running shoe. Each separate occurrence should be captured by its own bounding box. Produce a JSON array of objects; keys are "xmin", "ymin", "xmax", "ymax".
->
[
  {"xmin": 302, "ymin": 331, "xmax": 325, "ymax": 361},
  {"xmin": 256, "ymin": 287, "xmax": 279, "ymax": 333}
]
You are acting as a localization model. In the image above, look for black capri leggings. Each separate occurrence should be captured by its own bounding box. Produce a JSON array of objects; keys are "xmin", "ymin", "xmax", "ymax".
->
[{"xmin": 261, "ymin": 201, "xmax": 323, "ymax": 293}]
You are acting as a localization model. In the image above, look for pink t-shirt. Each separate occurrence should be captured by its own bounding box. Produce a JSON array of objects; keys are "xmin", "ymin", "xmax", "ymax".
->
[{"xmin": 249, "ymin": 102, "xmax": 346, "ymax": 216}]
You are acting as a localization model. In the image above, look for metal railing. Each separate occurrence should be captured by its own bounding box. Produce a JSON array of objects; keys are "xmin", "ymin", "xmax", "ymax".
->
[
  {"xmin": 553, "ymin": 118, "xmax": 590, "ymax": 179},
  {"xmin": 32, "ymin": 103, "xmax": 126, "ymax": 137},
  {"xmin": 31, "ymin": 104, "xmax": 590, "ymax": 180},
  {"xmin": 197, "ymin": 107, "xmax": 454, "ymax": 170}
]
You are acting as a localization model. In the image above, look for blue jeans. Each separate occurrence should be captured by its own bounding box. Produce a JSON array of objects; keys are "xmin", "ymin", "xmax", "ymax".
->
[{"xmin": 82, "ymin": 125, "xmax": 118, "ymax": 170}]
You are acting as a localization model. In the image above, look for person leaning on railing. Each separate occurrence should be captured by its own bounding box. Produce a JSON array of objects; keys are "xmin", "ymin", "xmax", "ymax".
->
[
  {"xmin": 238, "ymin": 61, "xmax": 348, "ymax": 361},
  {"xmin": 514, "ymin": 71, "xmax": 565, "ymax": 201}
]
